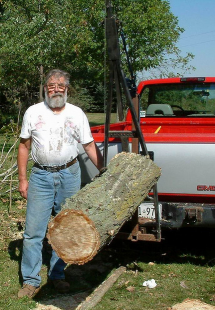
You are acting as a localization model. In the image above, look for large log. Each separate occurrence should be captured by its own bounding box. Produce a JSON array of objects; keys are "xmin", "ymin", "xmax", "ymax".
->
[{"xmin": 47, "ymin": 152, "xmax": 161, "ymax": 265}]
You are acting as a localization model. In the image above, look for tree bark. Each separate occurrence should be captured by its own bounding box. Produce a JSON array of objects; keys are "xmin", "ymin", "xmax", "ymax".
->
[{"xmin": 47, "ymin": 152, "xmax": 161, "ymax": 265}]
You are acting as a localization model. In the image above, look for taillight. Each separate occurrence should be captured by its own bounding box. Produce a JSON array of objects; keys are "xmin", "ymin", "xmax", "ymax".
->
[{"xmin": 180, "ymin": 77, "xmax": 205, "ymax": 82}]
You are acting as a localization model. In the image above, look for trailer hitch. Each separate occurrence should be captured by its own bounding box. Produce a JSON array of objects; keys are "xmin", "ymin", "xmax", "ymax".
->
[{"xmin": 185, "ymin": 207, "xmax": 203, "ymax": 223}]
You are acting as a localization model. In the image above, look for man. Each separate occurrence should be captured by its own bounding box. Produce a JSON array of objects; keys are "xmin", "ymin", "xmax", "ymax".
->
[{"xmin": 17, "ymin": 69, "xmax": 104, "ymax": 298}]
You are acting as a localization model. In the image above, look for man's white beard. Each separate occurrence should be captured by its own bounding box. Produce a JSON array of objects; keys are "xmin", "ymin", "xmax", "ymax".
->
[{"xmin": 45, "ymin": 89, "xmax": 67, "ymax": 108}]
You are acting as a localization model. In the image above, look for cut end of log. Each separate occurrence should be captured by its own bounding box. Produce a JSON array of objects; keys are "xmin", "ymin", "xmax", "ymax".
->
[{"xmin": 47, "ymin": 209, "xmax": 100, "ymax": 265}]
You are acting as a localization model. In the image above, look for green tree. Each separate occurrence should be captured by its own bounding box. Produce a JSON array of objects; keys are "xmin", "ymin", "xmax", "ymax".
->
[{"xmin": 0, "ymin": 0, "xmax": 193, "ymax": 113}]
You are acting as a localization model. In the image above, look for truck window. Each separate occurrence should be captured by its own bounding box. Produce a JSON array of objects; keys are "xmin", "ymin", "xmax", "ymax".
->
[{"xmin": 140, "ymin": 83, "xmax": 215, "ymax": 117}]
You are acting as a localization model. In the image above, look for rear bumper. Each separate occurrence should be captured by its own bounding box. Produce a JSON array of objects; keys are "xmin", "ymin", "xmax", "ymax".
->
[
  {"xmin": 158, "ymin": 202, "xmax": 215, "ymax": 228},
  {"xmin": 117, "ymin": 203, "xmax": 215, "ymax": 242}
]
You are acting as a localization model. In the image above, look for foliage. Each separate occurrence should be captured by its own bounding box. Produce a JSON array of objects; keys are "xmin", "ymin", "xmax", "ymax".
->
[
  {"xmin": 0, "ymin": 0, "xmax": 194, "ymax": 116},
  {"xmin": 114, "ymin": 0, "xmax": 191, "ymax": 74},
  {"xmin": 0, "ymin": 133, "xmax": 19, "ymax": 211},
  {"xmin": 68, "ymin": 86, "xmax": 93, "ymax": 112},
  {"xmin": 0, "ymin": 105, "xmax": 23, "ymax": 213},
  {"xmin": 0, "ymin": 0, "xmax": 106, "ymax": 86},
  {"xmin": 147, "ymin": 52, "xmax": 195, "ymax": 79},
  {"xmin": 68, "ymin": 81, "xmax": 107, "ymax": 113}
]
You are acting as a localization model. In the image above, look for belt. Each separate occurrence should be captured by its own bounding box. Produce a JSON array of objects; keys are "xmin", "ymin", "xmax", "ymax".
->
[{"xmin": 33, "ymin": 157, "xmax": 78, "ymax": 172}]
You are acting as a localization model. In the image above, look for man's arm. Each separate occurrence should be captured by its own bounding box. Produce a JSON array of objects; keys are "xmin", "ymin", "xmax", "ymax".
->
[
  {"xmin": 82, "ymin": 140, "xmax": 104, "ymax": 171},
  {"xmin": 17, "ymin": 138, "xmax": 31, "ymax": 199}
]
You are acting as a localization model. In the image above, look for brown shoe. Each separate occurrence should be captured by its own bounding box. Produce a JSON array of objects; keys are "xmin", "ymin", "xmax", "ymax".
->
[
  {"xmin": 48, "ymin": 279, "xmax": 70, "ymax": 293},
  {"xmin": 18, "ymin": 284, "xmax": 40, "ymax": 298}
]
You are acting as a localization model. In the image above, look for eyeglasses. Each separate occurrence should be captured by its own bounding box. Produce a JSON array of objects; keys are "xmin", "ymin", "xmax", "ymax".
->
[{"xmin": 47, "ymin": 83, "xmax": 67, "ymax": 92}]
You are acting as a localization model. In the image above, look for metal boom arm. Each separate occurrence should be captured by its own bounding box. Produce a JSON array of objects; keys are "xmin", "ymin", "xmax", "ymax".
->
[
  {"xmin": 104, "ymin": 0, "xmax": 148, "ymax": 166},
  {"xmin": 104, "ymin": 0, "xmax": 161, "ymax": 242}
]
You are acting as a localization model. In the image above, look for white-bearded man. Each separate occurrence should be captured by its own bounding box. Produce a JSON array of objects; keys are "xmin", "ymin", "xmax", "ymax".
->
[{"xmin": 17, "ymin": 69, "xmax": 104, "ymax": 298}]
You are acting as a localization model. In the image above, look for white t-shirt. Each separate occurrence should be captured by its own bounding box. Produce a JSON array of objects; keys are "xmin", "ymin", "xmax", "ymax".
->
[{"xmin": 20, "ymin": 101, "xmax": 94, "ymax": 166}]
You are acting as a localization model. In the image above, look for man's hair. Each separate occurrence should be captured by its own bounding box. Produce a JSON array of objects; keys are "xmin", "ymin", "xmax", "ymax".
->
[{"xmin": 44, "ymin": 69, "xmax": 70, "ymax": 86}]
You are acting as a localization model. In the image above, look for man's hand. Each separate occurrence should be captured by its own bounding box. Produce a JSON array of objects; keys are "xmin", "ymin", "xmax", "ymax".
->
[
  {"xmin": 19, "ymin": 179, "xmax": 29, "ymax": 199},
  {"xmin": 91, "ymin": 167, "xmax": 107, "ymax": 181},
  {"xmin": 98, "ymin": 167, "xmax": 107, "ymax": 176}
]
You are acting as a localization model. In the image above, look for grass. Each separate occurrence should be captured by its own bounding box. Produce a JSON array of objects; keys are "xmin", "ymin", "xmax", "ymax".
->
[
  {"xmin": 93, "ymin": 228, "xmax": 215, "ymax": 310},
  {"xmin": 1, "ymin": 210, "xmax": 215, "ymax": 310},
  {"xmin": 93, "ymin": 250, "xmax": 215, "ymax": 310},
  {"xmin": 86, "ymin": 113, "xmax": 118, "ymax": 126},
  {"xmin": 0, "ymin": 113, "xmax": 215, "ymax": 309},
  {"xmin": 93, "ymin": 263, "xmax": 215, "ymax": 310}
]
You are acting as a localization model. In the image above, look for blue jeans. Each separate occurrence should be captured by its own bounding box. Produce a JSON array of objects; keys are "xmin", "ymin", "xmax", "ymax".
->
[{"xmin": 21, "ymin": 161, "xmax": 81, "ymax": 287}]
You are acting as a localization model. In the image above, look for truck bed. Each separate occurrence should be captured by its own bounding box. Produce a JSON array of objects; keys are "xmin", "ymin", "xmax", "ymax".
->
[{"xmin": 79, "ymin": 116, "xmax": 215, "ymax": 204}]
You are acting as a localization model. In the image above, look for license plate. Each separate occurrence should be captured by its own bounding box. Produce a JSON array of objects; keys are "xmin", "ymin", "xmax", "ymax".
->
[{"xmin": 138, "ymin": 203, "xmax": 162, "ymax": 219}]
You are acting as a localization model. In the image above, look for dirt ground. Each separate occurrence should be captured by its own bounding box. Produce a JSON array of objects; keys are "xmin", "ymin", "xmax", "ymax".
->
[
  {"xmin": 33, "ymin": 297, "xmax": 215, "ymax": 310},
  {"xmin": 33, "ymin": 294, "xmax": 215, "ymax": 310},
  {"xmin": 170, "ymin": 298, "xmax": 215, "ymax": 310}
]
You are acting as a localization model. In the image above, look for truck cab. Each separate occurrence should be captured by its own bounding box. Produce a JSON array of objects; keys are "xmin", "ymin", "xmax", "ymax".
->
[{"xmin": 137, "ymin": 77, "xmax": 215, "ymax": 117}]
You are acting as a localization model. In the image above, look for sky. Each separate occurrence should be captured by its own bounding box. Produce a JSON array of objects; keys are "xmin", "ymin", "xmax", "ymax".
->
[{"xmin": 169, "ymin": 0, "xmax": 215, "ymax": 77}]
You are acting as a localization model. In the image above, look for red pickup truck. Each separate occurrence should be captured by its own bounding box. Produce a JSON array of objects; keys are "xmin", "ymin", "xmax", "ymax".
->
[{"xmin": 79, "ymin": 77, "xmax": 215, "ymax": 240}]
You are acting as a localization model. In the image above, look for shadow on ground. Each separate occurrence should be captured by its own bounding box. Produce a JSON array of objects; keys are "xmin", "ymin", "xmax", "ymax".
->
[{"xmin": 7, "ymin": 227, "xmax": 215, "ymax": 307}]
